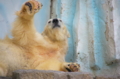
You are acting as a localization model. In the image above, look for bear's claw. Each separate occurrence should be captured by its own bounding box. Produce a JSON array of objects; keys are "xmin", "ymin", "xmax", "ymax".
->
[
  {"xmin": 25, "ymin": 2, "xmax": 32, "ymax": 11},
  {"xmin": 65, "ymin": 63, "xmax": 80, "ymax": 72}
]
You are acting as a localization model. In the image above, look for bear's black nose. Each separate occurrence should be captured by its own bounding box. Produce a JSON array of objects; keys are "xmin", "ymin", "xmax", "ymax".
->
[{"xmin": 53, "ymin": 19, "xmax": 58, "ymax": 23}]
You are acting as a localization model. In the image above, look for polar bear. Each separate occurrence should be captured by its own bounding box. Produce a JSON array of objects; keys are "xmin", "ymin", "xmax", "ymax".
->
[{"xmin": 0, "ymin": 0, "xmax": 80, "ymax": 76}]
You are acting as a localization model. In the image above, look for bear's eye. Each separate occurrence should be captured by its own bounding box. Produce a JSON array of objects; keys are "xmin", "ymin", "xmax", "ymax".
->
[
  {"xmin": 59, "ymin": 20, "xmax": 62, "ymax": 22},
  {"xmin": 48, "ymin": 21, "xmax": 51, "ymax": 23}
]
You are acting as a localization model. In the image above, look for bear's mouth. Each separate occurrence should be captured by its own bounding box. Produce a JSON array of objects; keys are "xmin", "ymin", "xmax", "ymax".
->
[
  {"xmin": 53, "ymin": 25, "xmax": 61, "ymax": 29},
  {"xmin": 25, "ymin": 2, "xmax": 32, "ymax": 11}
]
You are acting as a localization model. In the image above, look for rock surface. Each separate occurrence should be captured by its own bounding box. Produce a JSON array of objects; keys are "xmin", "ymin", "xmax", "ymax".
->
[
  {"xmin": 0, "ymin": 70, "xmax": 120, "ymax": 79},
  {"xmin": 12, "ymin": 70, "xmax": 93, "ymax": 79},
  {"xmin": 0, "ymin": 77, "xmax": 11, "ymax": 79},
  {"xmin": 95, "ymin": 76, "xmax": 120, "ymax": 79}
]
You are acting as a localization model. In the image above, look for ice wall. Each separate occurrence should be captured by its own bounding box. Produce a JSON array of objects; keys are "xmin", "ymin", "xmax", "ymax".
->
[{"xmin": 73, "ymin": 0, "xmax": 120, "ymax": 76}]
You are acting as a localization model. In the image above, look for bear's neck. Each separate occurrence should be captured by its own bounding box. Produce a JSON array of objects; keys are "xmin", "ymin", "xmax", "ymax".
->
[
  {"xmin": 46, "ymin": 36, "xmax": 68, "ymax": 60},
  {"xmin": 54, "ymin": 40, "xmax": 68, "ymax": 61},
  {"xmin": 12, "ymin": 16, "xmax": 36, "ymax": 46},
  {"xmin": 44, "ymin": 35, "xmax": 68, "ymax": 49}
]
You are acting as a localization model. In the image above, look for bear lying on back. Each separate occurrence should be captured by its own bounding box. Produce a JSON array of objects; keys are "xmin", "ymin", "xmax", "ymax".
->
[{"xmin": 0, "ymin": 0, "xmax": 80, "ymax": 76}]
